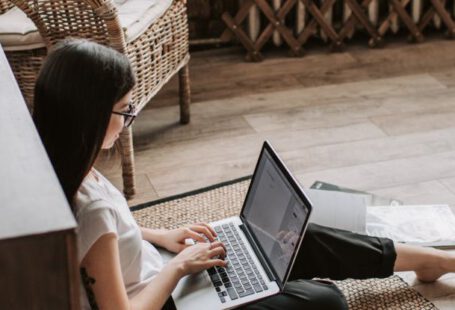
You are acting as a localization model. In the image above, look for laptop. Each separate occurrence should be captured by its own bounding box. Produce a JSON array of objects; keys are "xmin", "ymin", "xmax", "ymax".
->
[{"xmin": 159, "ymin": 141, "xmax": 313, "ymax": 309}]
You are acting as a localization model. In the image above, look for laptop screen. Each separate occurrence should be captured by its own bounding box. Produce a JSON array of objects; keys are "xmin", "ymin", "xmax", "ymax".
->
[{"xmin": 241, "ymin": 143, "xmax": 311, "ymax": 284}]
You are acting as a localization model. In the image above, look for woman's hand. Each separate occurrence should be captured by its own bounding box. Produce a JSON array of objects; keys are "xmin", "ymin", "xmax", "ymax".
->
[
  {"xmin": 160, "ymin": 223, "xmax": 218, "ymax": 254},
  {"xmin": 169, "ymin": 241, "xmax": 227, "ymax": 277}
]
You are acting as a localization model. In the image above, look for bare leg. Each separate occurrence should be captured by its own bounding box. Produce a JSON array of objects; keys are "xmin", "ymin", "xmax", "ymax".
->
[{"xmin": 394, "ymin": 242, "xmax": 455, "ymax": 282}]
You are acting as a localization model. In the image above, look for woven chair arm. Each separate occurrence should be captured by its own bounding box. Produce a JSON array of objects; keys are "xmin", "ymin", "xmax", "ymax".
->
[
  {"xmin": 10, "ymin": 0, "xmax": 52, "ymax": 47},
  {"xmin": 9, "ymin": 0, "xmax": 126, "ymax": 53},
  {"xmin": 82, "ymin": 0, "xmax": 126, "ymax": 53},
  {"xmin": 0, "ymin": 0, "xmax": 13, "ymax": 14}
]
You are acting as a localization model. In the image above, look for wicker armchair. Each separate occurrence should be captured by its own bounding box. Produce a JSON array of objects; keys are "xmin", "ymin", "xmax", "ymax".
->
[{"xmin": 1, "ymin": 0, "xmax": 191, "ymax": 198}]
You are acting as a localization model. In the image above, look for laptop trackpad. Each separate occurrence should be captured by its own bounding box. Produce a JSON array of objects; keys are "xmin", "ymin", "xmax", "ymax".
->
[
  {"xmin": 174, "ymin": 271, "xmax": 210, "ymax": 296},
  {"xmin": 173, "ymin": 272, "xmax": 220, "ymax": 310},
  {"xmin": 158, "ymin": 248, "xmax": 220, "ymax": 310}
]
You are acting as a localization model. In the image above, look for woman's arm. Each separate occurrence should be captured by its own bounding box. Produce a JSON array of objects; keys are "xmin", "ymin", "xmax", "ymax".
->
[
  {"xmin": 140, "ymin": 227, "xmax": 168, "ymax": 244},
  {"xmin": 130, "ymin": 263, "xmax": 182, "ymax": 310},
  {"xmin": 82, "ymin": 233, "xmax": 182, "ymax": 310},
  {"xmin": 82, "ymin": 232, "xmax": 226, "ymax": 310}
]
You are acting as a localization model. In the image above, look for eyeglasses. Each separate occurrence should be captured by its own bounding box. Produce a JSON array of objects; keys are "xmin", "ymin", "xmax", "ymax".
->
[{"xmin": 112, "ymin": 103, "xmax": 137, "ymax": 128}]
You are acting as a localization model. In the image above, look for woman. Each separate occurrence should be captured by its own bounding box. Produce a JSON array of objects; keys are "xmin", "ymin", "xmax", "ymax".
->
[{"xmin": 33, "ymin": 39, "xmax": 455, "ymax": 310}]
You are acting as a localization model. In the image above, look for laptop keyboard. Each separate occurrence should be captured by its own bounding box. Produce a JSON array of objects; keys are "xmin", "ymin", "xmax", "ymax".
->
[{"xmin": 207, "ymin": 222, "xmax": 269, "ymax": 304}]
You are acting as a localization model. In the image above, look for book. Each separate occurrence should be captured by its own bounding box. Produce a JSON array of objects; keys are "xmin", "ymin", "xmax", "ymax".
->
[
  {"xmin": 306, "ymin": 189, "xmax": 367, "ymax": 234},
  {"xmin": 310, "ymin": 180, "xmax": 403, "ymax": 206}
]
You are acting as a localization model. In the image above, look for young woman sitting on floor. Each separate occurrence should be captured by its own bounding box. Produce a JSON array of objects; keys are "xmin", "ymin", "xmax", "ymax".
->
[{"xmin": 33, "ymin": 39, "xmax": 455, "ymax": 310}]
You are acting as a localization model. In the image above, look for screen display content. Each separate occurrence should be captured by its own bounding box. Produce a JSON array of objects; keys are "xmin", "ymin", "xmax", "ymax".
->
[{"xmin": 242, "ymin": 149, "xmax": 309, "ymax": 283}]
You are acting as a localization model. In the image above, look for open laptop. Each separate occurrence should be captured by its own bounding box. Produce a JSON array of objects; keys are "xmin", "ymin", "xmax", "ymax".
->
[{"xmin": 159, "ymin": 141, "xmax": 313, "ymax": 309}]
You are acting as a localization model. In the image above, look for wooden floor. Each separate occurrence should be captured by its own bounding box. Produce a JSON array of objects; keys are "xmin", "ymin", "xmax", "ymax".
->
[{"xmin": 97, "ymin": 39, "xmax": 455, "ymax": 308}]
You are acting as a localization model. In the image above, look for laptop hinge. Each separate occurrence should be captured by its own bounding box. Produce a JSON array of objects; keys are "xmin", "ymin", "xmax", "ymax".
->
[{"xmin": 239, "ymin": 223, "xmax": 277, "ymax": 284}]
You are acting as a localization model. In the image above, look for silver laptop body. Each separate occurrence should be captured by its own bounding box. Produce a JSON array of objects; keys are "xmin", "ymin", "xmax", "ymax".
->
[{"xmin": 159, "ymin": 141, "xmax": 313, "ymax": 309}]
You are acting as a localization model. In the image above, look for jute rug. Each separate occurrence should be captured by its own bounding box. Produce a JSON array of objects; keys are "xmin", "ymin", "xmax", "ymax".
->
[{"xmin": 131, "ymin": 177, "xmax": 438, "ymax": 309}]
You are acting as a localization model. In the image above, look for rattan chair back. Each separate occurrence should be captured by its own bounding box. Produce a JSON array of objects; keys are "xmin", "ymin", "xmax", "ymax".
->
[{"xmin": 3, "ymin": 0, "xmax": 191, "ymax": 197}]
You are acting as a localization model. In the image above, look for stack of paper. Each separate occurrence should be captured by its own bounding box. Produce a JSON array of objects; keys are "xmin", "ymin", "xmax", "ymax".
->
[
  {"xmin": 307, "ymin": 181, "xmax": 455, "ymax": 248},
  {"xmin": 366, "ymin": 205, "xmax": 455, "ymax": 247}
]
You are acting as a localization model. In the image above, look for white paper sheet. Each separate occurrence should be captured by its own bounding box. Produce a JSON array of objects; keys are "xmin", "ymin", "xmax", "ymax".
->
[{"xmin": 366, "ymin": 205, "xmax": 455, "ymax": 246}]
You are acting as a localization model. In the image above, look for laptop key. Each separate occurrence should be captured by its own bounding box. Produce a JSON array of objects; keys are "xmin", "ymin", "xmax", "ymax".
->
[
  {"xmin": 220, "ymin": 297, "xmax": 226, "ymax": 303},
  {"xmin": 227, "ymin": 287, "xmax": 238, "ymax": 300},
  {"xmin": 244, "ymin": 289, "xmax": 255, "ymax": 296},
  {"xmin": 210, "ymin": 274, "xmax": 221, "ymax": 283},
  {"xmin": 253, "ymin": 285, "xmax": 263, "ymax": 293},
  {"xmin": 236, "ymin": 287, "xmax": 245, "ymax": 294},
  {"xmin": 238, "ymin": 290, "xmax": 254, "ymax": 298}
]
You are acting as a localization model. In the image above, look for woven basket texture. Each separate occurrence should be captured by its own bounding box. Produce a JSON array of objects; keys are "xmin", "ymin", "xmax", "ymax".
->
[{"xmin": 0, "ymin": 0, "xmax": 12, "ymax": 14}]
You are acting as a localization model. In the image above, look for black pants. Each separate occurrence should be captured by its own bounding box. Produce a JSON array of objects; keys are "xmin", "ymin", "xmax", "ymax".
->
[
  {"xmin": 243, "ymin": 223, "xmax": 397, "ymax": 310},
  {"xmin": 164, "ymin": 223, "xmax": 397, "ymax": 310}
]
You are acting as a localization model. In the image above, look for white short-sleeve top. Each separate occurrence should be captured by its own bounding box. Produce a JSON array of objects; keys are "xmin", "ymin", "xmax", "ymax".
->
[{"xmin": 73, "ymin": 169, "xmax": 163, "ymax": 309}]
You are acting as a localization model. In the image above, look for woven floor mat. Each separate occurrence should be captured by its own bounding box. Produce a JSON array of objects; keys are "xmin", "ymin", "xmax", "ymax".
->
[
  {"xmin": 131, "ymin": 177, "xmax": 438, "ymax": 309},
  {"xmin": 335, "ymin": 276, "xmax": 437, "ymax": 309}
]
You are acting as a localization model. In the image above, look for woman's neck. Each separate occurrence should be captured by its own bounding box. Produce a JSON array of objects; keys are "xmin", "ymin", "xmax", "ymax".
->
[{"xmin": 88, "ymin": 168, "xmax": 100, "ymax": 183}]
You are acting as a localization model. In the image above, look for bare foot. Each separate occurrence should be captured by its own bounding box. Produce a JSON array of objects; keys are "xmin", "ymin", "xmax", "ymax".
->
[
  {"xmin": 394, "ymin": 243, "xmax": 455, "ymax": 282},
  {"xmin": 415, "ymin": 266, "xmax": 447, "ymax": 283}
]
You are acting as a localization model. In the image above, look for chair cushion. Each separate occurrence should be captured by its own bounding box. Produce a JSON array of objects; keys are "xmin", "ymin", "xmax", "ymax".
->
[
  {"xmin": 0, "ymin": 0, "xmax": 173, "ymax": 51},
  {"xmin": 118, "ymin": 0, "xmax": 173, "ymax": 43},
  {"xmin": 0, "ymin": 7, "xmax": 45, "ymax": 51}
]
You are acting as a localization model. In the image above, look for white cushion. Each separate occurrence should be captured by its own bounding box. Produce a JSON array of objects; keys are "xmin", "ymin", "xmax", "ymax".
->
[
  {"xmin": 118, "ymin": 0, "xmax": 173, "ymax": 43},
  {"xmin": 0, "ymin": 7, "xmax": 45, "ymax": 51},
  {"xmin": 0, "ymin": 0, "xmax": 173, "ymax": 51}
]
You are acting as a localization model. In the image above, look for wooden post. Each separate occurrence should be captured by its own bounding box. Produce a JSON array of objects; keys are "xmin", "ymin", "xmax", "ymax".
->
[{"xmin": 0, "ymin": 44, "xmax": 79, "ymax": 309}]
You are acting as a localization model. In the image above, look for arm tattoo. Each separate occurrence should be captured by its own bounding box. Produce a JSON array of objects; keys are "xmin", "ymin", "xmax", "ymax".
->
[{"xmin": 80, "ymin": 267, "xmax": 99, "ymax": 310}]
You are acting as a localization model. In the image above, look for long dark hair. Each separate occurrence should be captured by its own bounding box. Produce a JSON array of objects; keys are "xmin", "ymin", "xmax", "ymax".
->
[{"xmin": 33, "ymin": 39, "xmax": 135, "ymax": 208}]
